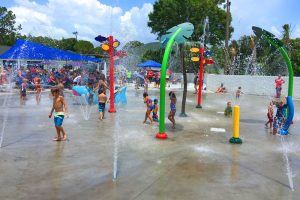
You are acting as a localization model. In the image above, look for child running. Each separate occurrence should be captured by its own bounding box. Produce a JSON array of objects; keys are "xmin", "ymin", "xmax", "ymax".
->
[
  {"xmin": 168, "ymin": 91, "xmax": 176, "ymax": 128},
  {"xmin": 152, "ymin": 99, "xmax": 159, "ymax": 122},
  {"xmin": 49, "ymin": 87, "xmax": 68, "ymax": 141},
  {"xmin": 34, "ymin": 75, "xmax": 42, "ymax": 104},
  {"xmin": 265, "ymin": 101, "xmax": 273, "ymax": 130},
  {"xmin": 143, "ymin": 92, "xmax": 154, "ymax": 124},
  {"xmin": 98, "ymin": 89, "xmax": 107, "ymax": 120}
]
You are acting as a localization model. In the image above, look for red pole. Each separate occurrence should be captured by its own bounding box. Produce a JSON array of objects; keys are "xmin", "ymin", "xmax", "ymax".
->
[
  {"xmin": 108, "ymin": 36, "xmax": 116, "ymax": 113},
  {"xmin": 196, "ymin": 47, "xmax": 204, "ymax": 108}
]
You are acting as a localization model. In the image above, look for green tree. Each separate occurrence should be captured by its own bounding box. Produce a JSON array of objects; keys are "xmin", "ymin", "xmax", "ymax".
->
[
  {"xmin": 26, "ymin": 35, "xmax": 60, "ymax": 48},
  {"xmin": 74, "ymin": 40, "xmax": 94, "ymax": 54},
  {"xmin": 93, "ymin": 46, "xmax": 107, "ymax": 58},
  {"xmin": 59, "ymin": 38, "xmax": 77, "ymax": 51},
  {"xmin": 123, "ymin": 41, "xmax": 144, "ymax": 50},
  {"xmin": 0, "ymin": 6, "xmax": 22, "ymax": 45},
  {"xmin": 140, "ymin": 49, "xmax": 162, "ymax": 62},
  {"xmin": 290, "ymin": 38, "xmax": 300, "ymax": 76},
  {"xmin": 148, "ymin": 0, "xmax": 230, "ymax": 116}
]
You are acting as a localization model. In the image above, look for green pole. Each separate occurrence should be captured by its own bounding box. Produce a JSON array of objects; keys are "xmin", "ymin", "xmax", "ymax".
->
[
  {"xmin": 264, "ymin": 37, "xmax": 294, "ymax": 96},
  {"xmin": 157, "ymin": 28, "xmax": 182, "ymax": 137},
  {"xmin": 278, "ymin": 47, "xmax": 293, "ymax": 96}
]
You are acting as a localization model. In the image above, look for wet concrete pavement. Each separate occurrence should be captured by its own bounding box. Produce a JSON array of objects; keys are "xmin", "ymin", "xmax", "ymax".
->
[{"xmin": 0, "ymin": 86, "xmax": 300, "ymax": 200}]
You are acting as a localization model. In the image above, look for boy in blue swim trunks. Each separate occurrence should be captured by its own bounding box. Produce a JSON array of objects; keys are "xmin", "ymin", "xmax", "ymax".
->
[
  {"xmin": 49, "ymin": 87, "xmax": 69, "ymax": 141},
  {"xmin": 98, "ymin": 89, "xmax": 107, "ymax": 120}
]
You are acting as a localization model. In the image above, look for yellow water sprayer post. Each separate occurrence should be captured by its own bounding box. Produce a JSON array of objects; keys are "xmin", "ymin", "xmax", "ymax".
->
[{"xmin": 229, "ymin": 105, "xmax": 242, "ymax": 144}]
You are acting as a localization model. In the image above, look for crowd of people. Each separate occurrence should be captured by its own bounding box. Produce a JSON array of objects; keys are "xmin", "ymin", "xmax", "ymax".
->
[{"xmin": 0, "ymin": 65, "xmax": 291, "ymax": 137}]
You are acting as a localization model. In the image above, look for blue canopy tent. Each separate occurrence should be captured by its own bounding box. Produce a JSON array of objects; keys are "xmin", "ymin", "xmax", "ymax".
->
[
  {"xmin": 137, "ymin": 60, "xmax": 161, "ymax": 68},
  {"xmin": 0, "ymin": 39, "xmax": 101, "ymax": 63}
]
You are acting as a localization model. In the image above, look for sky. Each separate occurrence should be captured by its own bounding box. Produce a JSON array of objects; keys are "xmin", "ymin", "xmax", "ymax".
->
[{"xmin": 1, "ymin": 0, "xmax": 300, "ymax": 46}]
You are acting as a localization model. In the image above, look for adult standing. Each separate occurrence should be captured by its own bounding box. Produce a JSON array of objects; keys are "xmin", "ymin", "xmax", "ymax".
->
[{"xmin": 275, "ymin": 75, "xmax": 285, "ymax": 98}]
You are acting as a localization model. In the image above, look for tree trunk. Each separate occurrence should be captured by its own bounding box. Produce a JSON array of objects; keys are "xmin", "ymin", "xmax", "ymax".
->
[
  {"xmin": 224, "ymin": 0, "xmax": 231, "ymax": 75},
  {"xmin": 179, "ymin": 44, "xmax": 187, "ymax": 117}
]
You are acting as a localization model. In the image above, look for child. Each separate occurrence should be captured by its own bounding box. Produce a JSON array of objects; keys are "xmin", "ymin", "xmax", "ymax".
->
[
  {"xmin": 224, "ymin": 101, "xmax": 232, "ymax": 117},
  {"xmin": 48, "ymin": 87, "xmax": 68, "ymax": 141},
  {"xmin": 168, "ymin": 91, "xmax": 176, "ymax": 128},
  {"xmin": 272, "ymin": 100, "xmax": 287, "ymax": 135},
  {"xmin": 34, "ymin": 75, "xmax": 42, "ymax": 104},
  {"xmin": 265, "ymin": 102, "xmax": 273, "ymax": 130},
  {"xmin": 143, "ymin": 92, "xmax": 154, "ymax": 124},
  {"xmin": 152, "ymin": 99, "xmax": 159, "ymax": 122},
  {"xmin": 98, "ymin": 89, "xmax": 107, "ymax": 120},
  {"xmin": 86, "ymin": 82, "xmax": 94, "ymax": 105},
  {"xmin": 20, "ymin": 78, "xmax": 27, "ymax": 105},
  {"xmin": 144, "ymin": 76, "xmax": 148, "ymax": 93},
  {"xmin": 236, "ymin": 86, "xmax": 242, "ymax": 99}
]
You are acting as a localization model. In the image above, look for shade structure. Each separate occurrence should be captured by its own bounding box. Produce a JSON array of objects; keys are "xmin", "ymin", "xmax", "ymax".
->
[
  {"xmin": 0, "ymin": 39, "xmax": 101, "ymax": 63},
  {"xmin": 137, "ymin": 60, "xmax": 161, "ymax": 68}
]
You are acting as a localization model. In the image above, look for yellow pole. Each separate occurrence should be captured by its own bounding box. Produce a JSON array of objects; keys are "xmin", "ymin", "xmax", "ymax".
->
[
  {"xmin": 230, "ymin": 105, "xmax": 242, "ymax": 144},
  {"xmin": 233, "ymin": 106, "xmax": 240, "ymax": 138}
]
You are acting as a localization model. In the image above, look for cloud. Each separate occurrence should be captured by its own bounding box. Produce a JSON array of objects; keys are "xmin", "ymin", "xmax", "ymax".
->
[{"xmin": 10, "ymin": 0, "xmax": 157, "ymax": 46}]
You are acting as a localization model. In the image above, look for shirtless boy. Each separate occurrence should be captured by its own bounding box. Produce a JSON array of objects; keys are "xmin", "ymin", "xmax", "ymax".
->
[
  {"xmin": 49, "ymin": 87, "xmax": 68, "ymax": 141},
  {"xmin": 98, "ymin": 88, "xmax": 107, "ymax": 120}
]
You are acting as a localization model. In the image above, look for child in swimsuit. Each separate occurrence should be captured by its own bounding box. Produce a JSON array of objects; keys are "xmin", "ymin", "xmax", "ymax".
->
[
  {"xmin": 273, "ymin": 100, "xmax": 287, "ymax": 134},
  {"xmin": 143, "ymin": 92, "xmax": 154, "ymax": 124},
  {"xmin": 49, "ymin": 87, "xmax": 69, "ymax": 141},
  {"xmin": 168, "ymin": 91, "xmax": 176, "ymax": 128},
  {"xmin": 236, "ymin": 86, "xmax": 242, "ymax": 99},
  {"xmin": 224, "ymin": 101, "xmax": 232, "ymax": 117},
  {"xmin": 34, "ymin": 76, "xmax": 42, "ymax": 104},
  {"xmin": 265, "ymin": 101, "xmax": 273, "ymax": 130},
  {"xmin": 152, "ymin": 99, "xmax": 159, "ymax": 122},
  {"xmin": 98, "ymin": 88, "xmax": 107, "ymax": 120},
  {"xmin": 20, "ymin": 78, "xmax": 27, "ymax": 105},
  {"xmin": 86, "ymin": 82, "xmax": 95, "ymax": 105}
]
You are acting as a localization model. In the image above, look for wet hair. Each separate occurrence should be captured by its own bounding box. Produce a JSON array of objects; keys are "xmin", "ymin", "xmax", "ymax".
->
[
  {"xmin": 238, "ymin": 86, "xmax": 241, "ymax": 89},
  {"xmin": 143, "ymin": 92, "xmax": 148, "ymax": 98},
  {"xmin": 51, "ymin": 87, "xmax": 59, "ymax": 94},
  {"xmin": 169, "ymin": 91, "xmax": 176, "ymax": 98},
  {"xmin": 98, "ymin": 88, "xmax": 104, "ymax": 94},
  {"xmin": 154, "ymin": 99, "xmax": 158, "ymax": 104}
]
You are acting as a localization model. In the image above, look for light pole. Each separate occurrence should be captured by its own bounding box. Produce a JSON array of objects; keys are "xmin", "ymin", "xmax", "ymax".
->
[{"xmin": 73, "ymin": 31, "xmax": 78, "ymax": 41}]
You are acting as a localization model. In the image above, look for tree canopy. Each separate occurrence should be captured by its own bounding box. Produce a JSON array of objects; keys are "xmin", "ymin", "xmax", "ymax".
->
[
  {"xmin": 0, "ymin": 6, "xmax": 22, "ymax": 45},
  {"xmin": 148, "ymin": 0, "xmax": 232, "ymax": 45}
]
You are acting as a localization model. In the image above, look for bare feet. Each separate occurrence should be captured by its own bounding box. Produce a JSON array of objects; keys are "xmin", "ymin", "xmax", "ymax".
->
[
  {"xmin": 62, "ymin": 135, "xmax": 68, "ymax": 141},
  {"xmin": 53, "ymin": 137, "xmax": 61, "ymax": 141}
]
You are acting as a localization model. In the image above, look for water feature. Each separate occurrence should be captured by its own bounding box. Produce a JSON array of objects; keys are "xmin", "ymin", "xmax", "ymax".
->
[
  {"xmin": 73, "ymin": 94, "xmax": 93, "ymax": 121},
  {"xmin": 0, "ymin": 73, "xmax": 13, "ymax": 148},
  {"xmin": 280, "ymin": 135, "xmax": 295, "ymax": 191},
  {"xmin": 112, "ymin": 101, "xmax": 122, "ymax": 181},
  {"xmin": 0, "ymin": 39, "xmax": 31, "ymax": 148}
]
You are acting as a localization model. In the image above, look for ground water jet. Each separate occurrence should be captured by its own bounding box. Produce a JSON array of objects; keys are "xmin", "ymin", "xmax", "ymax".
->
[{"xmin": 280, "ymin": 135, "xmax": 295, "ymax": 191}]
